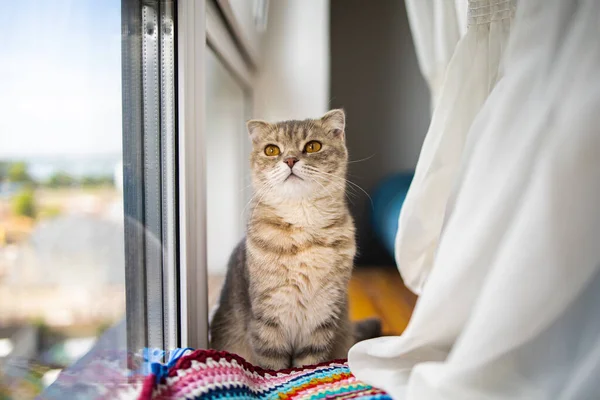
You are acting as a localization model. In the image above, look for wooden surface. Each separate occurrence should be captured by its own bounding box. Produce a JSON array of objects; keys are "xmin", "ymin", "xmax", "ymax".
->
[
  {"xmin": 208, "ymin": 266, "xmax": 417, "ymax": 336},
  {"xmin": 349, "ymin": 266, "xmax": 417, "ymax": 335}
]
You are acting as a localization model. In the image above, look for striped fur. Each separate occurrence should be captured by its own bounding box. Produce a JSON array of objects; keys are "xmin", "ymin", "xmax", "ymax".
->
[{"xmin": 209, "ymin": 110, "xmax": 379, "ymax": 370}]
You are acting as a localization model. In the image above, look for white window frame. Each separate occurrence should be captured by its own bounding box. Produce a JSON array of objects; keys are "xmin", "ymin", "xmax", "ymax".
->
[{"xmin": 177, "ymin": 0, "xmax": 257, "ymax": 349}]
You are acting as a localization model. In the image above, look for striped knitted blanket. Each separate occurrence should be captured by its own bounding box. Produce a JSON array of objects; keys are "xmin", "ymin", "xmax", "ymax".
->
[{"xmin": 138, "ymin": 349, "xmax": 390, "ymax": 400}]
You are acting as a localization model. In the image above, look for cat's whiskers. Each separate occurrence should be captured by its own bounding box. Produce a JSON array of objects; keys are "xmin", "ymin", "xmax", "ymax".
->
[
  {"xmin": 241, "ymin": 169, "xmax": 281, "ymax": 219},
  {"xmin": 239, "ymin": 181, "xmax": 255, "ymax": 193},
  {"xmin": 305, "ymin": 175, "xmax": 336, "ymax": 203},
  {"xmin": 304, "ymin": 166, "xmax": 373, "ymax": 209},
  {"xmin": 248, "ymin": 184, "xmax": 274, "ymax": 223},
  {"xmin": 347, "ymin": 154, "xmax": 375, "ymax": 164},
  {"xmin": 249, "ymin": 169, "xmax": 289, "ymax": 222},
  {"xmin": 302, "ymin": 170, "xmax": 356, "ymax": 206},
  {"xmin": 240, "ymin": 182, "xmax": 269, "ymax": 219}
]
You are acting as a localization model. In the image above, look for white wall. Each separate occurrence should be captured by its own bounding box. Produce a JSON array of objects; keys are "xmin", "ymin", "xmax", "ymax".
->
[
  {"xmin": 205, "ymin": 49, "xmax": 247, "ymax": 274},
  {"xmin": 254, "ymin": 0, "xmax": 330, "ymax": 121}
]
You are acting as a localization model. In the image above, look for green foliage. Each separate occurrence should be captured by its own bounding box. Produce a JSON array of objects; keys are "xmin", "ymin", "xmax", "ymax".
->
[
  {"xmin": 45, "ymin": 172, "xmax": 113, "ymax": 188},
  {"xmin": 0, "ymin": 161, "xmax": 9, "ymax": 181},
  {"xmin": 7, "ymin": 161, "xmax": 32, "ymax": 183},
  {"xmin": 80, "ymin": 175, "xmax": 113, "ymax": 187},
  {"xmin": 0, "ymin": 161, "xmax": 114, "ymax": 188},
  {"xmin": 47, "ymin": 171, "xmax": 75, "ymax": 188},
  {"xmin": 39, "ymin": 205, "xmax": 62, "ymax": 219},
  {"xmin": 12, "ymin": 189, "xmax": 36, "ymax": 218}
]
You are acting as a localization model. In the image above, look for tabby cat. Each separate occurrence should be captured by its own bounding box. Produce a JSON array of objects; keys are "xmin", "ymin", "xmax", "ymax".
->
[{"xmin": 209, "ymin": 109, "xmax": 380, "ymax": 370}]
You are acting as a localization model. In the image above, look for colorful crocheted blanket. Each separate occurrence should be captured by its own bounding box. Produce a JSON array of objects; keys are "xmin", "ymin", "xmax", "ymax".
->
[{"xmin": 138, "ymin": 349, "xmax": 390, "ymax": 400}]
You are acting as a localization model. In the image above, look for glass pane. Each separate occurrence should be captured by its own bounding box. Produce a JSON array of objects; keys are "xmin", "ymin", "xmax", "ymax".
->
[
  {"xmin": 205, "ymin": 48, "xmax": 250, "ymax": 307},
  {"xmin": 0, "ymin": 0, "xmax": 124, "ymax": 397}
]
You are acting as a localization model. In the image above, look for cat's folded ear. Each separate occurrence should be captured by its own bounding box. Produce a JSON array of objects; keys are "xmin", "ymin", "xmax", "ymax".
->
[
  {"xmin": 246, "ymin": 120, "xmax": 271, "ymax": 142},
  {"xmin": 320, "ymin": 109, "xmax": 345, "ymax": 140}
]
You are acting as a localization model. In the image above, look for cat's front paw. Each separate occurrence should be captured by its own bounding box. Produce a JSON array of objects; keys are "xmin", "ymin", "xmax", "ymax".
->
[{"xmin": 292, "ymin": 350, "xmax": 327, "ymax": 368}]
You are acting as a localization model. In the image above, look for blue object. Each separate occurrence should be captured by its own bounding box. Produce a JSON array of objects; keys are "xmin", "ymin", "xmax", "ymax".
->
[
  {"xmin": 142, "ymin": 347, "xmax": 194, "ymax": 382},
  {"xmin": 371, "ymin": 172, "xmax": 413, "ymax": 257}
]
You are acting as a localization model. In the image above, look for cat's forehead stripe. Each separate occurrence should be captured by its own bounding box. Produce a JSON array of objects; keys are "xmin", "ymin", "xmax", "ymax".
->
[{"xmin": 275, "ymin": 120, "xmax": 316, "ymax": 141}]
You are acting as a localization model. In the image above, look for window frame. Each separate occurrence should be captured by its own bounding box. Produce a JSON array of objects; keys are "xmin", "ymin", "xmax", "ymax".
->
[
  {"xmin": 121, "ymin": 0, "xmax": 179, "ymax": 354},
  {"xmin": 122, "ymin": 0, "xmax": 259, "ymax": 353},
  {"xmin": 207, "ymin": 0, "xmax": 256, "ymax": 88},
  {"xmin": 177, "ymin": 0, "xmax": 257, "ymax": 349},
  {"xmin": 176, "ymin": 0, "xmax": 209, "ymax": 350}
]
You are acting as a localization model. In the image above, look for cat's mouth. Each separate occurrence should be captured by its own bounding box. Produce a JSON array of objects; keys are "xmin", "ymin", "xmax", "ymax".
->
[{"xmin": 285, "ymin": 172, "xmax": 303, "ymax": 181}]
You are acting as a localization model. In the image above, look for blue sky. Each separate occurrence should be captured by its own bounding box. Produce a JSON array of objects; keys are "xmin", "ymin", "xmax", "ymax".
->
[{"xmin": 0, "ymin": 0, "xmax": 122, "ymax": 157}]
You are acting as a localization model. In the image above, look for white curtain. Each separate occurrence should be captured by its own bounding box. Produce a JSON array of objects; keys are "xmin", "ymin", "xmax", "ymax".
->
[
  {"xmin": 404, "ymin": 0, "xmax": 464, "ymax": 110},
  {"xmin": 349, "ymin": 0, "xmax": 600, "ymax": 398},
  {"xmin": 396, "ymin": 0, "xmax": 516, "ymax": 294}
]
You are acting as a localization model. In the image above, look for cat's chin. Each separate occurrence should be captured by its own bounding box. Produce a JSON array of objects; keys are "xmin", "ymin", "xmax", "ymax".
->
[{"xmin": 276, "ymin": 178, "xmax": 314, "ymax": 200}]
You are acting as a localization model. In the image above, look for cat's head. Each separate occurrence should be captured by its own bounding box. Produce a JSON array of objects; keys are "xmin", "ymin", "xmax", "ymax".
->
[{"xmin": 247, "ymin": 109, "xmax": 348, "ymax": 201}]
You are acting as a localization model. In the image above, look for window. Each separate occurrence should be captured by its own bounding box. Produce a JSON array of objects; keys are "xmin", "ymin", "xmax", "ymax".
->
[
  {"xmin": 205, "ymin": 48, "xmax": 251, "ymax": 276},
  {"xmin": 0, "ymin": 0, "xmax": 125, "ymax": 396},
  {"xmin": 0, "ymin": 0, "xmax": 262, "ymax": 396},
  {"xmin": 203, "ymin": 0, "xmax": 258, "ymax": 317},
  {"xmin": 121, "ymin": 0, "xmax": 179, "ymax": 358}
]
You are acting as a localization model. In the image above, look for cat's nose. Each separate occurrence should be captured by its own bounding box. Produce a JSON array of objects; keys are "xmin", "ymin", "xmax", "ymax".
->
[{"xmin": 284, "ymin": 157, "xmax": 299, "ymax": 169}]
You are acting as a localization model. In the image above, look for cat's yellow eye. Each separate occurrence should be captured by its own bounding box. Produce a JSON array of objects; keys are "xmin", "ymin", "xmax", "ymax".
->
[
  {"xmin": 264, "ymin": 144, "xmax": 281, "ymax": 156},
  {"xmin": 304, "ymin": 141, "xmax": 322, "ymax": 153}
]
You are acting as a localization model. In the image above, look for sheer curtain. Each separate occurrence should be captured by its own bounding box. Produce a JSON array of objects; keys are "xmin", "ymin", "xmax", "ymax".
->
[
  {"xmin": 396, "ymin": 0, "xmax": 516, "ymax": 294},
  {"xmin": 404, "ymin": 0, "xmax": 466, "ymax": 111},
  {"xmin": 349, "ymin": 0, "xmax": 600, "ymax": 398}
]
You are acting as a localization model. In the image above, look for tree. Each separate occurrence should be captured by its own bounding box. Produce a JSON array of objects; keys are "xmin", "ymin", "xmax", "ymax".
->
[
  {"xmin": 12, "ymin": 189, "xmax": 36, "ymax": 218},
  {"xmin": 0, "ymin": 161, "xmax": 9, "ymax": 181},
  {"xmin": 81, "ymin": 175, "xmax": 113, "ymax": 187},
  {"xmin": 7, "ymin": 161, "xmax": 32, "ymax": 183},
  {"xmin": 47, "ymin": 171, "xmax": 75, "ymax": 188}
]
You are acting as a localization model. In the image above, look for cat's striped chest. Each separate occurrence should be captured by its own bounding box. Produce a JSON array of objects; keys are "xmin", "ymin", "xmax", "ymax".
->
[{"xmin": 260, "ymin": 261, "xmax": 334, "ymax": 339}]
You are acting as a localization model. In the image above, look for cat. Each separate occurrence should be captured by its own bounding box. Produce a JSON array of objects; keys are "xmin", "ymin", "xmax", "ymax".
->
[{"xmin": 209, "ymin": 109, "xmax": 380, "ymax": 370}]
